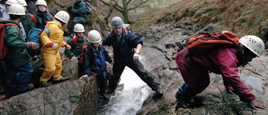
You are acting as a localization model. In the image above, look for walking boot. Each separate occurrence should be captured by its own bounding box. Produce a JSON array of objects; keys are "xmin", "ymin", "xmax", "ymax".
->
[
  {"xmin": 175, "ymin": 92, "xmax": 196, "ymax": 109},
  {"xmin": 39, "ymin": 81, "xmax": 50, "ymax": 87},
  {"xmin": 153, "ymin": 88, "xmax": 163, "ymax": 100},
  {"xmin": 52, "ymin": 77, "xmax": 69, "ymax": 84}
]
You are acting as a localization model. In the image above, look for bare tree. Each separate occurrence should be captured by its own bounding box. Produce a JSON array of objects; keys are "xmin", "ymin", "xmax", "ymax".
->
[
  {"xmin": 100, "ymin": 0, "xmax": 150, "ymax": 24},
  {"xmin": 104, "ymin": 0, "xmax": 114, "ymax": 25}
]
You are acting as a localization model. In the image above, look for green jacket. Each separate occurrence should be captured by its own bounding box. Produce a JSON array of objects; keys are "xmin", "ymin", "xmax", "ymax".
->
[
  {"xmin": 4, "ymin": 20, "xmax": 32, "ymax": 67},
  {"xmin": 65, "ymin": 35, "xmax": 87, "ymax": 59},
  {"xmin": 21, "ymin": 13, "xmax": 36, "ymax": 37},
  {"xmin": 71, "ymin": 0, "xmax": 88, "ymax": 24},
  {"xmin": 34, "ymin": 11, "xmax": 53, "ymax": 29}
]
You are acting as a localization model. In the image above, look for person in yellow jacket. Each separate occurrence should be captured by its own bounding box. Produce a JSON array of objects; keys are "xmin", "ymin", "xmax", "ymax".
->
[{"xmin": 39, "ymin": 11, "xmax": 71, "ymax": 87}]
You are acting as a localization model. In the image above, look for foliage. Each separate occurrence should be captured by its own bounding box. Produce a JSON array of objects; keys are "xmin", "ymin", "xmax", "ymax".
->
[
  {"xmin": 99, "ymin": 0, "xmax": 151, "ymax": 24},
  {"xmin": 133, "ymin": 0, "xmax": 268, "ymax": 37}
]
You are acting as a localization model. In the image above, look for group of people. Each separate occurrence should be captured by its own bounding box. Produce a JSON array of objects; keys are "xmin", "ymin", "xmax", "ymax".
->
[
  {"xmin": 0, "ymin": 0, "xmax": 92, "ymax": 100},
  {"xmin": 0, "ymin": 0, "xmax": 162, "ymax": 106},
  {"xmin": 0, "ymin": 0, "xmax": 266, "ymax": 111},
  {"xmin": 66, "ymin": 16, "xmax": 163, "ymax": 105}
]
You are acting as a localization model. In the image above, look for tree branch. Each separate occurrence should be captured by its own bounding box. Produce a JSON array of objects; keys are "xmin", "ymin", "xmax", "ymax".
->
[
  {"xmin": 99, "ymin": 0, "xmax": 111, "ymax": 6},
  {"xmin": 128, "ymin": 0, "xmax": 149, "ymax": 11},
  {"xmin": 113, "ymin": 0, "xmax": 123, "ymax": 12},
  {"xmin": 126, "ymin": 0, "xmax": 133, "ymax": 5}
]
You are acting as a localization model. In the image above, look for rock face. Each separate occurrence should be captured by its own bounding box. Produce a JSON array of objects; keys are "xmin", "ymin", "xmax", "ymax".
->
[{"xmin": 0, "ymin": 78, "xmax": 98, "ymax": 115}]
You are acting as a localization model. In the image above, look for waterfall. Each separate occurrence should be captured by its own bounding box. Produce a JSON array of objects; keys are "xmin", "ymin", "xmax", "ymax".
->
[{"xmin": 97, "ymin": 67, "xmax": 151, "ymax": 115}]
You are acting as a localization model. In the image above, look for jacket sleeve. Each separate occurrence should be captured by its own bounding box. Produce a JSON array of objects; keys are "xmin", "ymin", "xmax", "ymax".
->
[
  {"xmin": 104, "ymin": 48, "xmax": 112, "ymax": 63},
  {"xmin": 4, "ymin": 26, "xmax": 27, "ymax": 48},
  {"xmin": 40, "ymin": 30, "xmax": 53, "ymax": 48},
  {"xmin": 65, "ymin": 38, "xmax": 75, "ymax": 58},
  {"xmin": 60, "ymin": 40, "xmax": 67, "ymax": 47},
  {"xmin": 71, "ymin": 1, "xmax": 87, "ymax": 15},
  {"xmin": 128, "ymin": 32, "xmax": 143, "ymax": 48},
  {"xmin": 102, "ymin": 34, "xmax": 112, "ymax": 46},
  {"xmin": 209, "ymin": 48, "xmax": 255, "ymax": 102},
  {"xmin": 83, "ymin": 48, "xmax": 91, "ymax": 75}
]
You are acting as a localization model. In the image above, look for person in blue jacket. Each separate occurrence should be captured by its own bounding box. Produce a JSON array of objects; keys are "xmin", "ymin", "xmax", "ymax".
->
[
  {"xmin": 102, "ymin": 16, "xmax": 163, "ymax": 99},
  {"xmin": 80, "ymin": 30, "xmax": 112, "ymax": 105}
]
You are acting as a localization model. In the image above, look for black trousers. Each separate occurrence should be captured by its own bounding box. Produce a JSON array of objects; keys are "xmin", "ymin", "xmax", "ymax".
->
[
  {"xmin": 108, "ymin": 60, "xmax": 160, "ymax": 92},
  {"xmin": 96, "ymin": 73, "xmax": 108, "ymax": 99},
  {"xmin": 0, "ymin": 60, "xmax": 6, "ymax": 88}
]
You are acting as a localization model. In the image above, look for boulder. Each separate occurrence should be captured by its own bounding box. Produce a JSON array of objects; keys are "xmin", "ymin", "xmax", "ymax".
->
[{"xmin": 0, "ymin": 78, "xmax": 98, "ymax": 115}]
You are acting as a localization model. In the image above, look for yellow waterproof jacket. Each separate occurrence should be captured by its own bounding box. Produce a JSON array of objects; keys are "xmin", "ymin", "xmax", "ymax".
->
[{"xmin": 40, "ymin": 20, "xmax": 67, "ymax": 54}]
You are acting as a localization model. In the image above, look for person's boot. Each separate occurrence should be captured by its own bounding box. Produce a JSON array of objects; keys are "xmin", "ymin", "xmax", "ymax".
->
[
  {"xmin": 153, "ymin": 88, "xmax": 163, "ymax": 100},
  {"xmin": 39, "ymin": 81, "xmax": 50, "ymax": 87},
  {"xmin": 28, "ymin": 83, "xmax": 34, "ymax": 90},
  {"xmin": 52, "ymin": 77, "xmax": 69, "ymax": 84},
  {"xmin": 0, "ymin": 94, "xmax": 6, "ymax": 101},
  {"xmin": 106, "ymin": 87, "xmax": 116, "ymax": 95},
  {"xmin": 175, "ymin": 92, "xmax": 196, "ymax": 109}
]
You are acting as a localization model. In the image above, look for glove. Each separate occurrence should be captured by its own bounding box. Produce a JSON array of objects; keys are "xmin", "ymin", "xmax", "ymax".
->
[
  {"xmin": 26, "ymin": 42, "xmax": 39, "ymax": 49},
  {"xmin": 51, "ymin": 44, "xmax": 59, "ymax": 49}
]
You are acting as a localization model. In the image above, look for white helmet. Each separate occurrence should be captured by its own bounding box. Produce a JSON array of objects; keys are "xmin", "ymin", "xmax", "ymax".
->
[
  {"xmin": 88, "ymin": 30, "xmax": 102, "ymax": 43},
  {"xmin": 239, "ymin": 35, "xmax": 265, "ymax": 57},
  {"xmin": 35, "ymin": 0, "xmax": 47, "ymax": 7},
  {"xmin": 8, "ymin": 4, "xmax": 25, "ymax": 15},
  {"xmin": 54, "ymin": 11, "xmax": 70, "ymax": 24},
  {"xmin": 17, "ymin": 0, "xmax": 27, "ymax": 6},
  {"xmin": 6, "ymin": 0, "xmax": 18, "ymax": 5},
  {"xmin": 111, "ymin": 16, "xmax": 123, "ymax": 28},
  {"xmin": 73, "ymin": 24, "xmax": 85, "ymax": 32}
]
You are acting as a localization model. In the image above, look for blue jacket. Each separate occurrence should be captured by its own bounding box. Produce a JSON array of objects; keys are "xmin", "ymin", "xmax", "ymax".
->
[
  {"xmin": 83, "ymin": 43, "xmax": 112, "ymax": 77},
  {"xmin": 102, "ymin": 29, "xmax": 143, "ymax": 63}
]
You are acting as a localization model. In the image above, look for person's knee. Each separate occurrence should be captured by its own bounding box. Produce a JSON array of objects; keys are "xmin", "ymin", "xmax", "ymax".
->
[
  {"xmin": 43, "ymin": 68, "xmax": 55, "ymax": 74},
  {"xmin": 55, "ymin": 65, "xmax": 62, "ymax": 71},
  {"xmin": 200, "ymin": 78, "xmax": 210, "ymax": 88}
]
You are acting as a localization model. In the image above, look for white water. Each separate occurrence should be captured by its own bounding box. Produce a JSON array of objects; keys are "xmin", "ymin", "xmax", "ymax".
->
[{"xmin": 97, "ymin": 67, "xmax": 151, "ymax": 115}]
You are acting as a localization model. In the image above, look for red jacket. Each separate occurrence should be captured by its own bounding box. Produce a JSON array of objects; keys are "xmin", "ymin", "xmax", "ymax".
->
[{"xmin": 175, "ymin": 47, "xmax": 255, "ymax": 102}]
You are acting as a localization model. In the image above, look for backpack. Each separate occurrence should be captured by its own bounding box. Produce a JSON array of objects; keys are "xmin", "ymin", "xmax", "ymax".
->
[
  {"xmin": 29, "ymin": 14, "xmax": 38, "ymax": 23},
  {"xmin": 186, "ymin": 31, "xmax": 239, "ymax": 55},
  {"xmin": 27, "ymin": 28, "xmax": 50, "ymax": 55},
  {"xmin": 0, "ymin": 21, "xmax": 20, "ymax": 60},
  {"xmin": 84, "ymin": 0, "xmax": 92, "ymax": 15},
  {"xmin": 71, "ymin": 35, "xmax": 88, "ymax": 44},
  {"xmin": 79, "ymin": 43, "xmax": 94, "ymax": 64}
]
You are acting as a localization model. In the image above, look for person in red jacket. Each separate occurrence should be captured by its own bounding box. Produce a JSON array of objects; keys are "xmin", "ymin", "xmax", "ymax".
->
[{"xmin": 175, "ymin": 35, "xmax": 266, "ymax": 109}]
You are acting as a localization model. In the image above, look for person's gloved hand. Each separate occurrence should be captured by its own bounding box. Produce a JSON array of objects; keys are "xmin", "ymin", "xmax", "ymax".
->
[
  {"xmin": 51, "ymin": 44, "xmax": 59, "ymax": 49},
  {"xmin": 65, "ymin": 44, "xmax": 71, "ymax": 50},
  {"xmin": 71, "ymin": 57, "xmax": 78, "ymax": 61},
  {"xmin": 133, "ymin": 52, "xmax": 139, "ymax": 61},
  {"xmin": 247, "ymin": 100, "xmax": 266, "ymax": 110},
  {"xmin": 80, "ymin": 75, "xmax": 88, "ymax": 79},
  {"xmin": 26, "ymin": 42, "xmax": 39, "ymax": 49}
]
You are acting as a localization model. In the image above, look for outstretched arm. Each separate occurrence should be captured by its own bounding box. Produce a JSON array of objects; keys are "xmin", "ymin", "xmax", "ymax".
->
[
  {"xmin": 248, "ymin": 100, "xmax": 266, "ymax": 110},
  {"xmin": 133, "ymin": 44, "xmax": 142, "ymax": 61}
]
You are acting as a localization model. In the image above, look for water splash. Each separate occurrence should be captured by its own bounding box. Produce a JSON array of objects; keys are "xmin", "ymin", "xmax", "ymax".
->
[{"xmin": 97, "ymin": 67, "xmax": 151, "ymax": 115}]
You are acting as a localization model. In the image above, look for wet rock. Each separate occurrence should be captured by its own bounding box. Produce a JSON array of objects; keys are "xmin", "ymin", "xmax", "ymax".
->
[
  {"xmin": 0, "ymin": 78, "xmax": 97, "ymax": 115},
  {"xmin": 61, "ymin": 59, "xmax": 79, "ymax": 80},
  {"xmin": 241, "ymin": 76, "xmax": 264, "ymax": 93},
  {"xmin": 139, "ymin": 47, "xmax": 169, "ymax": 71}
]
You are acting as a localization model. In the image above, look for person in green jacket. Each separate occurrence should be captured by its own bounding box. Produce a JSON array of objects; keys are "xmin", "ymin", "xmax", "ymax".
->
[
  {"xmin": 65, "ymin": 23, "xmax": 88, "ymax": 75},
  {"xmin": 34, "ymin": 0, "xmax": 53, "ymax": 29},
  {"xmin": 71, "ymin": 0, "xmax": 87, "ymax": 30},
  {"xmin": 0, "ymin": 4, "xmax": 39, "ymax": 100},
  {"xmin": 17, "ymin": 0, "xmax": 36, "ymax": 39}
]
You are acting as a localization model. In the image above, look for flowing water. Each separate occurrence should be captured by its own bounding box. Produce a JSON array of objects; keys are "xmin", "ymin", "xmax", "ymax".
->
[{"xmin": 97, "ymin": 67, "xmax": 151, "ymax": 115}]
